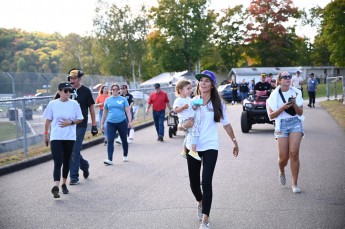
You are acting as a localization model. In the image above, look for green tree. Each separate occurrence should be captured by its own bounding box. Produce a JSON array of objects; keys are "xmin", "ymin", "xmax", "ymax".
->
[
  {"xmin": 246, "ymin": 0, "xmax": 300, "ymax": 66},
  {"xmin": 0, "ymin": 29, "xmax": 63, "ymax": 73},
  {"xmin": 93, "ymin": 1, "xmax": 148, "ymax": 82},
  {"xmin": 16, "ymin": 57, "xmax": 26, "ymax": 72},
  {"xmin": 149, "ymin": 0, "xmax": 215, "ymax": 72},
  {"xmin": 320, "ymin": 0, "xmax": 345, "ymax": 67},
  {"xmin": 300, "ymin": 6, "xmax": 331, "ymax": 66},
  {"xmin": 214, "ymin": 5, "xmax": 248, "ymax": 70},
  {"xmin": 59, "ymin": 33, "xmax": 84, "ymax": 73}
]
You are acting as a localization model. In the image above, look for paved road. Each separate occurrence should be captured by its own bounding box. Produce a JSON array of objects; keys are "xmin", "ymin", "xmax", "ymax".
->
[{"xmin": 1, "ymin": 100, "xmax": 344, "ymax": 229}]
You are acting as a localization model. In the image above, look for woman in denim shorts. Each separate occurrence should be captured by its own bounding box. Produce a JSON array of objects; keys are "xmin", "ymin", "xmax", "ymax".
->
[{"xmin": 267, "ymin": 72, "xmax": 304, "ymax": 194}]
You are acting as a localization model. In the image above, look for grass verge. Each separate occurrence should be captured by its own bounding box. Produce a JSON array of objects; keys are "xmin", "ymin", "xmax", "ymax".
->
[{"xmin": 319, "ymin": 100, "xmax": 345, "ymax": 130}]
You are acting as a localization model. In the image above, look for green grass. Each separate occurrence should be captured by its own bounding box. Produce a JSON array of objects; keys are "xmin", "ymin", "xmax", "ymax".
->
[
  {"xmin": 319, "ymin": 100, "xmax": 345, "ymax": 130},
  {"xmin": 315, "ymin": 82, "xmax": 343, "ymax": 98},
  {"xmin": 0, "ymin": 122, "xmax": 20, "ymax": 142}
]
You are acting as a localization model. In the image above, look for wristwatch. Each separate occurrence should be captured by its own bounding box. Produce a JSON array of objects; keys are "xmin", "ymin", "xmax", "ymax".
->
[{"xmin": 71, "ymin": 120, "xmax": 74, "ymax": 125}]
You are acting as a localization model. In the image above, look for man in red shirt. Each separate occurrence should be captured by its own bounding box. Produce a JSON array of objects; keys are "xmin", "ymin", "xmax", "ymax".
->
[{"xmin": 145, "ymin": 83, "xmax": 172, "ymax": 141}]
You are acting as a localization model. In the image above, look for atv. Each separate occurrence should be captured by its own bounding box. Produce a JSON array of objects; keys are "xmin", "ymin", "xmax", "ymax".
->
[{"xmin": 241, "ymin": 91, "xmax": 274, "ymax": 133}]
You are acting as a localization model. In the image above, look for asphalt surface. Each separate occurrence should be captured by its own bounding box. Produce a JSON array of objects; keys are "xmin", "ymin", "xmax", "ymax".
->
[{"xmin": 0, "ymin": 99, "xmax": 344, "ymax": 229}]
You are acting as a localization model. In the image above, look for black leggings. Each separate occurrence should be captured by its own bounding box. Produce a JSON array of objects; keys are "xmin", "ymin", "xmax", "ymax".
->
[
  {"xmin": 187, "ymin": 149, "xmax": 218, "ymax": 217},
  {"xmin": 51, "ymin": 140, "xmax": 75, "ymax": 181}
]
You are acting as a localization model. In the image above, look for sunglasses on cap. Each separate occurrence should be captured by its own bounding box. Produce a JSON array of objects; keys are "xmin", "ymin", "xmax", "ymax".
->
[
  {"xmin": 62, "ymin": 88, "xmax": 72, "ymax": 93},
  {"xmin": 281, "ymin": 75, "xmax": 292, "ymax": 80}
]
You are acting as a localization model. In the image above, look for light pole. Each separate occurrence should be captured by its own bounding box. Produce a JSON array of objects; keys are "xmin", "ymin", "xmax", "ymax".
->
[
  {"xmin": 6, "ymin": 72, "xmax": 15, "ymax": 97},
  {"xmin": 40, "ymin": 74, "xmax": 49, "ymax": 94}
]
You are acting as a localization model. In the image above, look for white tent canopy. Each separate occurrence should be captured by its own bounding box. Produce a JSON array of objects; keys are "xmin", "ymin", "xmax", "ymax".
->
[
  {"xmin": 140, "ymin": 70, "xmax": 195, "ymax": 88},
  {"xmin": 131, "ymin": 91, "xmax": 149, "ymax": 100},
  {"xmin": 229, "ymin": 67, "xmax": 302, "ymax": 83}
]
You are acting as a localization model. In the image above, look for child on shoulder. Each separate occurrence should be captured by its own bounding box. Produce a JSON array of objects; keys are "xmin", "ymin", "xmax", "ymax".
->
[{"xmin": 173, "ymin": 79, "xmax": 201, "ymax": 161}]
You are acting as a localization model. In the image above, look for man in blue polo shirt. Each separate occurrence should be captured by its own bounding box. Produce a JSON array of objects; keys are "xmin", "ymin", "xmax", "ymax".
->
[{"xmin": 307, "ymin": 73, "xmax": 318, "ymax": 108}]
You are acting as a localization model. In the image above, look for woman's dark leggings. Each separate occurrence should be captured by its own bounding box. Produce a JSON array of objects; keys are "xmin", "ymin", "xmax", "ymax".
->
[
  {"xmin": 187, "ymin": 149, "xmax": 218, "ymax": 217},
  {"xmin": 51, "ymin": 140, "xmax": 75, "ymax": 181}
]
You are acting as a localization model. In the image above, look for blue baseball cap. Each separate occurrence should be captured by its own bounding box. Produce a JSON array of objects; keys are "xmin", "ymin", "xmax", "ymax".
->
[{"xmin": 195, "ymin": 70, "xmax": 217, "ymax": 84}]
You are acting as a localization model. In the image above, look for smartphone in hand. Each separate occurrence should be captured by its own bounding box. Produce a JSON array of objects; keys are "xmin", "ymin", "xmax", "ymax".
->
[{"xmin": 288, "ymin": 96, "xmax": 295, "ymax": 103}]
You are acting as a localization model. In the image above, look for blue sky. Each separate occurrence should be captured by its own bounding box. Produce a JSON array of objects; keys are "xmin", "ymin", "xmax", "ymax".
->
[{"xmin": 0, "ymin": 0, "xmax": 330, "ymax": 39}]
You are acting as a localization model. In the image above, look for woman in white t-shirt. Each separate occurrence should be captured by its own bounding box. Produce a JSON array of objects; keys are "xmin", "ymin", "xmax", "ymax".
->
[
  {"xmin": 182, "ymin": 70, "xmax": 239, "ymax": 229},
  {"xmin": 267, "ymin": 71, "xmax": 304, "ymax": 194},
  {"xmin": 43, "ymin": 82, "xmax": 83, "ymax": 198}
]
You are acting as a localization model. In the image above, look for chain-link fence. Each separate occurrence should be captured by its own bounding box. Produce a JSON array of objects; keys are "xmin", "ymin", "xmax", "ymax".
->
[
  {"xmin": 0, "ymin": 72, "xmax": 126, "ymax": 97},
  {"xmin": 0, "ymin": 86, "xmax": 177, "ymax": 155}
]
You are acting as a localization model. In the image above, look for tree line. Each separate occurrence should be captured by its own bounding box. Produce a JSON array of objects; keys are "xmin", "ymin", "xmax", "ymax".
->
[{"xmin": 0, "ymin": 0, "xmax": 344, "ymax": 85}]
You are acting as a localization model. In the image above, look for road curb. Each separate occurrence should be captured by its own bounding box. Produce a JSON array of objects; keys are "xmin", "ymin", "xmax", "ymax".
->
[{"xmin": 0, "ymin": 121, "xmax": 154, "ymax": 177}]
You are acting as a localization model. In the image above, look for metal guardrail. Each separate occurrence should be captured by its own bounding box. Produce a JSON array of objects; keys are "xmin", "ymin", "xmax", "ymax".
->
[
  {"xmin": 0, "ymin": 86, "xmax": 177, "ymax": 155},
  {"xmin": 326, "ymin": 76, "xmax": 344, "ymax": 102}
]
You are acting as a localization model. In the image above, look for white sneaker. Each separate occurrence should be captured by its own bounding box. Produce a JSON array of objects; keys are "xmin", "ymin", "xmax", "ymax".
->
[
  {"xmin": 115, "ymin": 137, "xmax": 122, "ymax": 144},
  {"xmin": 123, "ymin": 156, "xmax": 128, "ymax": 162},
  {"xmin": 127, "ymin": 138, "xmax": 132, "ymax": 144},
  {"xmin": 103, "ymin": 159, "xmax": 113, "ymax": 165},
  {"xmin": 292, "ymin": 185, "xmax": 301, "ymax": 194},
  {"xmin": 199, "ymin": 222, "xmax": 210, "ymax": 229}
]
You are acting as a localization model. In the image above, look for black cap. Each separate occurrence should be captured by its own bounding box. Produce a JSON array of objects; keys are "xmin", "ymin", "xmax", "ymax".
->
[
  {"xmin": 58, "ymin": 82, "xmax": 72, "ymax": 90},
  {"xmin": 309, "ymin": 72, "xmax": 314, "ymax": 76},
  {"xmin": 297, "ymin": 71, "xmax": 300, "ymax": 74},
  {"xmin": 154, "ymin": 83, "xmax": 160, "ymax": 88}
]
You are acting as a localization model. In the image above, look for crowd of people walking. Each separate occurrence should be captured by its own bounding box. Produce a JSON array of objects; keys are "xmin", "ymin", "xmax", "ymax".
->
[{"xmin": 43, "ymin": 68, "xmax": 317, "ymax": 229}]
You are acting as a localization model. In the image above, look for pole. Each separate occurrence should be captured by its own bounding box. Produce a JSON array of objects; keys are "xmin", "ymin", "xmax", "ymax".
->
[
  {"xmin": 6, "ymin": 72, "xmax": 15, "ymax": 97},
  {"xmin": 40, "ymin": 74, "xmax": 49, "ymax": 94}
]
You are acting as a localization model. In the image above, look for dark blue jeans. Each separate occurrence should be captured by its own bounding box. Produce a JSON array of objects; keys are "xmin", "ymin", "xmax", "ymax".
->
[
  {"xmin": 153, "ymin": 110, "xmax": 165, "ymax": 137},
  {"xmin": 187, "ymin": 149, "xmax": 218, "ymax": 217},
  {"xmin": 107, "ymin": 120, "xmax": 128, "ymax": 161},
  {"xmin": 308, "ymin": 91, "xmax": 315, "ymax": 105},
  {"xmin": 70, "ymin": 127, "xmax": 89, "ymax": 182}
]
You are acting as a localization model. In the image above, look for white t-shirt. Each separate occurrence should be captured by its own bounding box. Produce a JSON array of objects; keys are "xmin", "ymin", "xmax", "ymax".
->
[
  {"xmin": 43, "ymin": 99, "xmax": 84, "ymax": 141},
  {"xmin": 186, "ymin": 101, "xmax": 230, "ymax": 151},
  {"xmin": 173, "ymin": 97, "xmax": 194, "ymax": 121},
  {"xmin": 277, "ymin": 89, "xmax": 302, "ymax": 119},
  {"xmin": 291, "ymin": 76, "xmax": 303, "ymax": 89}
]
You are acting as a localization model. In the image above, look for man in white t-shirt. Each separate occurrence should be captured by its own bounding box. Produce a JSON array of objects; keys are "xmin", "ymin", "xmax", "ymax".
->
[{"xmin": 291, "ymin": 71, "xmax": 304, "ymax": 98}]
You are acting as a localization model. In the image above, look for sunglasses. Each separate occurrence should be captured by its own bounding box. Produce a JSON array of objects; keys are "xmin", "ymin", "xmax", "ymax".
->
[
  {"xmin": 281, "ymin": 75, "xmax": 292, "ymax": 80},
  {"xmin": 62, "ymin": 88, "xmax": 72, "ymax": 93}
]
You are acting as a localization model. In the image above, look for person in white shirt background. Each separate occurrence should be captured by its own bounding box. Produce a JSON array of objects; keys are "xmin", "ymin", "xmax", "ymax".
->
[{"xmin": 291, "ymin": 70, "xmax": 304, "ymax": 98}]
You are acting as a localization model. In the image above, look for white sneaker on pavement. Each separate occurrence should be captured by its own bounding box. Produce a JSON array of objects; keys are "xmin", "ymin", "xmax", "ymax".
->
[
  {"xmin": 103, "ymin": 159, "xmax": 113, "ymax": 165},
  {"xmin": 115, "ymin": 137, "xmax": 122, "ymax": 144},
  {"xmin": 123, "ymin": 156, "xmax": 128, "ymax": 162},
  {"xmin": 199, "ymin": 222, "xmax": 210, "ymax": 229},
  {"xmin": 292, "ymin": 185, "xmax": 301, "ymax": 194}
]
